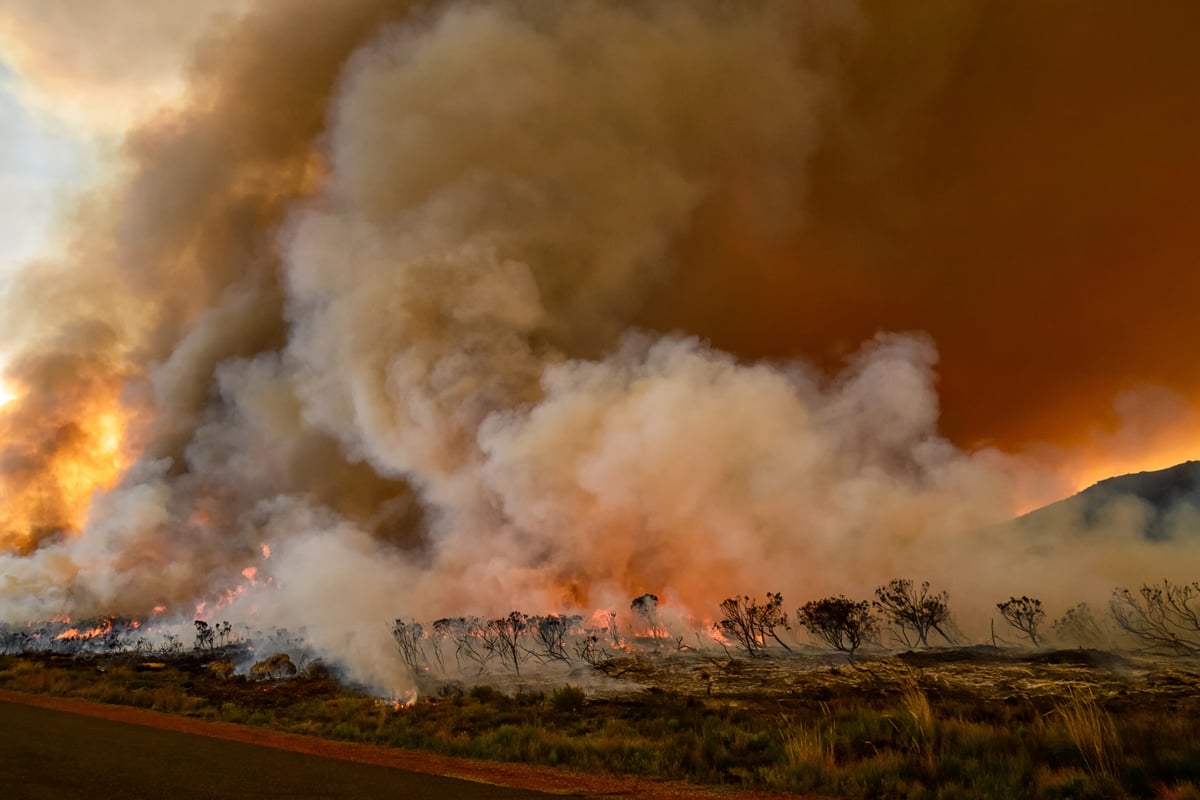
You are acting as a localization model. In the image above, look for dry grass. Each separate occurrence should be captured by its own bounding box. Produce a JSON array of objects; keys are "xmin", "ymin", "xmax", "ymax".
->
[
  {"xmin": 4, "ymin": 649, "xmax": 1200, "ymax": 798},
  {"xmin": 1049, "ymin": 686, "xmax": 1121, "ymax": 778},
  {"xmin": 779, "ymin": 704, "xmax": 836, "ymax": 771}
]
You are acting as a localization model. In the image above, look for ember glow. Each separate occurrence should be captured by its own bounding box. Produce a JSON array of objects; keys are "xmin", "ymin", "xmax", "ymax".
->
[{"xmin": 0, "ymin": 1, "xmax": 1196, "ymax": 691}]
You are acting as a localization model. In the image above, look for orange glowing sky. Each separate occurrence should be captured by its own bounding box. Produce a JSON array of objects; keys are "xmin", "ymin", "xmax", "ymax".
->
[{"xmin": 645, "ymin": 1, "xmax": 1200, "ymax": 489}]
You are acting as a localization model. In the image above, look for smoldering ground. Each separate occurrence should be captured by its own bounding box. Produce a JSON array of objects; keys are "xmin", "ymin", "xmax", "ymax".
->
[{"xmin": 0, "ymin": 1, "xmax": 1197, "ymax": 691}]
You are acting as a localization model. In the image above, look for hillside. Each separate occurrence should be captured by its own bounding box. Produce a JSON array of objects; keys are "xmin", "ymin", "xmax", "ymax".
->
[{"xmin": 1017, "ymin": 460, "xmax": 1200, "ymax": 540}]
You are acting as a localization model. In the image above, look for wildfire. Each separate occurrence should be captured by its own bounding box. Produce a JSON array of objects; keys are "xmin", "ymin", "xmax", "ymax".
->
[
  {"xmin": 0, "ymin": 383, "xmax": 135, "ymax": 553},
  {"xmin": 54, "ymin": 618, "xmax": 113, "ymax": 641}
]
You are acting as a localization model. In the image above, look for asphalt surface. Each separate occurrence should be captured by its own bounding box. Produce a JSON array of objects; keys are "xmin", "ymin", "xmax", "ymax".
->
[{"xmin": 0, "ymin": 700, "xmax": 571, "ymax": 800}]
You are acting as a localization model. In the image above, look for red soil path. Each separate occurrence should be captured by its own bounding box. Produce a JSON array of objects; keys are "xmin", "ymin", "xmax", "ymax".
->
[{"xmin": 0, "ymin": 689, "xmax": 827, "ymax": 799}]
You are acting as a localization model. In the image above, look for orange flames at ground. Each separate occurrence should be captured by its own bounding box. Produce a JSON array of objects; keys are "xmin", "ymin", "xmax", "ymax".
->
[{"xmin": 54, "ymin": 618, "xmax": 113, "ymax": 641}]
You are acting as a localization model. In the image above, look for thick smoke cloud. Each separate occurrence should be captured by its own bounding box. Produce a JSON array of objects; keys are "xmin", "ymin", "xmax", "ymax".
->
[{"xmin": 0, "ymin": 1, "xmax": 1197, "ymax": 691}]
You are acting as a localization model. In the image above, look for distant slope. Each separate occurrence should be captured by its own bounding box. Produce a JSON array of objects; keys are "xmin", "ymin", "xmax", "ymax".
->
[{"xmin": 1016, "ymin": 460, "xmax": 1200, "ymax": 540}]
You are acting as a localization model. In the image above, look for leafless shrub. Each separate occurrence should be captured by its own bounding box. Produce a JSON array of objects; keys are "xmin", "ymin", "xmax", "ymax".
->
[
  {"xmin": 873, "ymin": 579, "xmax": 954, "ymax": 647},
  {"xmin": 526, "ymin": 614, "xmax": 582, "ymax": 664},
  {"xmin": 717, "ymin": 593, "xmax": 792, "ymax": 657},
  {"xmin": 796, "ymin": 596, "xmax": 877, "ymax": 659},
  {"xmin": 432, "ymin": 617, "xmax": 493, "ymax": 674},
  {"xmin": 996, "ymin": 596, "xmax": 1046, "ymax": 647},
  {"xmin": 194, "ymin": 620, "xmax": 215, "ymax": 652},
  {"xmin": 1052, "ymin": 603, "xmax": 1108, "ymax": 648},
  {"xmin": 483, "ymin": 612, "xmax": 530, "ymax": 675},
  {"xmin": 574, "ymin": 611, "xmax": 618, "ymax": 667},
  {"xmin": 391, "ymin": 618, "xmax": 428, "ymax": 673},
  {"xmin": 1109, "ymin": 580, "xmax": 1200, "ymax": 654}
]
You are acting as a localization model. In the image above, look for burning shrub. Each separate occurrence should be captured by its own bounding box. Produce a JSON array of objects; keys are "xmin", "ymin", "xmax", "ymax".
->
[
  {"xmin": 631, "ymin": 594, "xmax": 665, "ymax": 640},
  {"xmin": 717, "ymin": 593, "xmax": 792, "ymax": 657},
  {"xmin": 529, "ymin": 614, "xmax": 582, "ymax": 665}
]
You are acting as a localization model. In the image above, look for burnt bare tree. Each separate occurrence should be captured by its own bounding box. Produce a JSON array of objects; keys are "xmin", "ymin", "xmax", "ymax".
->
[
  {"xmin": 873, "ymin": 579, "xmax": 954, "ymax": 647},
  {"xmin": 1109, "ymin": 580, "xmax": 1200, "ymax": 654},
  {"xmin": 483, "ymin": 612, "xmax": 530, "ymax": 675},
  {"xmin": 391, "ymin": 618, "xmax": 428, "ymax": 673},
  {"xmin": 1052, "ymin": 603, "xmax": 1107, "ymax": 648},
  {"xmin": 432, "ymin": 617, "xmax": 494, "ymax": 674},
  {"xmin": 717, "ymin": 593, "xmax": 792, "ymax": 657},
  {"xmin": 527, "ymin": 614, "xmax": 582, "ymax": 664},
  {"xmin": 796, "ymin": 596, "xmax": 877, "ymax": 659},
  {"xmin": 996, "ymin": 596, "xmax": 1046, "ymax": 647}
]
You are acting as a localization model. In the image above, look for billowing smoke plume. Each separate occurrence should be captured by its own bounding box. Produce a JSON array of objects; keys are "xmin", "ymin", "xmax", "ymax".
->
[{"xmin": 0, "ymin": 0, "xmax": 1197, "ymax": 691}]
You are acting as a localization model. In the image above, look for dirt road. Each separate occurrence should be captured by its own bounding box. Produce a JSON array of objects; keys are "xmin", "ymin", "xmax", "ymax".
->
[{"xmin": 0, "ymin": 690, "xmax": 805, "ymax": 799}]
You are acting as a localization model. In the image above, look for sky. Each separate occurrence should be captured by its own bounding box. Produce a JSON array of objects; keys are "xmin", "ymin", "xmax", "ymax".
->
[
  {"xmin": 2, "ymin": 1, "xmax": 1196, "ymax": 486},
  {"xmin": 0, "ymin": 1, "xmax": 1197, "ymax": 689},
  {"xmin": 0, "ymin": 62, "xmax": 87, "ymax": 280}
]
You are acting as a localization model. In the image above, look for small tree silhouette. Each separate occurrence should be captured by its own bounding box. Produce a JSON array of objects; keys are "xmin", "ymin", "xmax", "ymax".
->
[
  {"xmin": 873, "ymin": 579, "xmax": 954, "ymax": 647},
  {"xmin": 996, "ymin": 596, "xmax": 1046, "ymax": 646},
  {"xmin": 432, "ymin": 617, "xmax": 494, "ymax": 674},
  {"xmin": 717, "ymin": 593, "xmax": 792, "ymax": 657},
  {"xmin": 630, "ymin": 594, "xmax": 664, "ymax": 639},
  {"xmin": 527, "ymin": 614, "xmax": 582, "ymax": 664},
  {"xmin": 484, "ymin": 612, "xmax": 529, "ymax": 675},
  {"xmin": 796, "ymin": 596, "xmax": 877, "ymax": 659}
]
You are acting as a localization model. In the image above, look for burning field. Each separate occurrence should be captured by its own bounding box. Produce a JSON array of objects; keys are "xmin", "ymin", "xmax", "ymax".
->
[{"xmin": 0, "ymin": 4, "xmax": 1199, "ymax": 793}]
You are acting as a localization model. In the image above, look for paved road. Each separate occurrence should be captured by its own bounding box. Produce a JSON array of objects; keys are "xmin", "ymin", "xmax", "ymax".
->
[{"xmin": 1, "ymin": 701, "xmax": 572, "ymax": 800}]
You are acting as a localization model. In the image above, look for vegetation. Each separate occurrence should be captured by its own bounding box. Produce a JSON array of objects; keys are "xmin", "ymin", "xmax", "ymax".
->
[
  {"xmin": 2, "ymin": 648, "xmax": 1199, "ymax": 800},
  {"xmin": 997, "ymin": 596, "xmax": 1047, "ymax": 647},
  {"xmin": 873, "ymin": 579, "xmax": 955, "ymax": 647},
  {"xmin": 796, "ymin": 596, "xmax": 877, "ymax": 659},
  {"xmin": 716, "ymin": 593, "xmax": 792, "ymax": 657},
  {"xmin": 4, "ymin": 578, "xmax": 1200, "ymax": 798},
  {"xmin": 1109, "ymin": 580, "xmax": 1200, "ymax": 654}
]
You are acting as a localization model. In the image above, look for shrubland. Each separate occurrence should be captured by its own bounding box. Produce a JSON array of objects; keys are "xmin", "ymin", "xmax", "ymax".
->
[{"xmin": 2, "ymin": 578, "xmax": 1200, "ymax": 799}]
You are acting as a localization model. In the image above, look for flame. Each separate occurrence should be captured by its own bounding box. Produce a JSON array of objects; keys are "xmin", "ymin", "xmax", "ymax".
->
[
  {"xmin": 0, "ymin": 381, "xmax": 135, "ymax": 553},
  {"xmin": 54, "ymin": 618, "xmax": 113, "ymax": 640}
]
